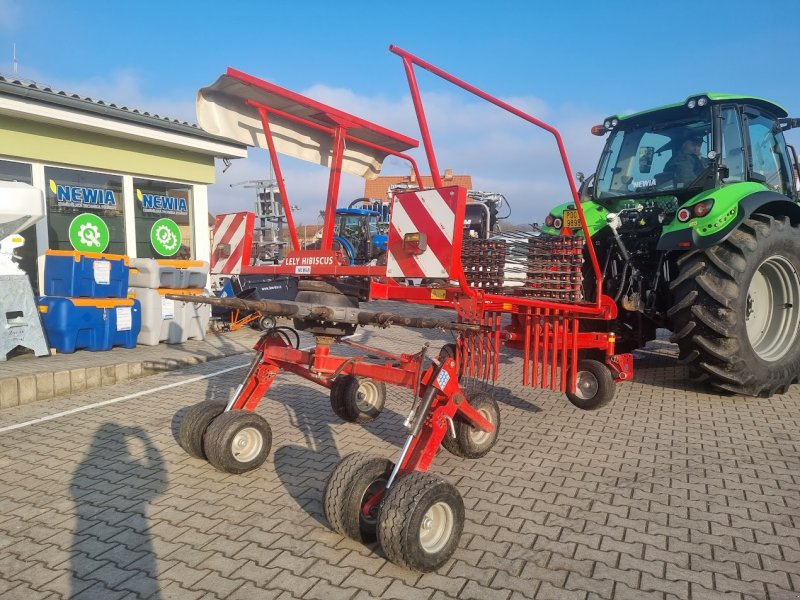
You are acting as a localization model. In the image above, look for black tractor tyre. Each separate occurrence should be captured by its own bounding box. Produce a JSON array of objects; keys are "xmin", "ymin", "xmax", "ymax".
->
[
  {"xmin": 377, "ymin": 471, "xmax": 465, "ymax": 572},
  {"xmin": 668, "ymin": 214, "xmax": 800, "ymax": 397},
  {"xmin": 323, "ymin": 453, "xmax": 394, "ymax": 543},
  {"xmin": 204, "ymin": 410, "xmax": 272, "ymax": 474},
  {"xmin": 566, "ymin": 359, "xmax": 616, "ymax": 410},
  {"xmin": 293, "ymin": 289, "xmax": 359, "ymax": 337},
  {"xmin": 440, "ymin": 392, "xmax": 500, "ymax": 459},
  {"xmin": 178, "ymin": 401, "xmax": 226, "ymax": 460},
  {"xmin": 330, "ymin": 375, "xmax": 386, "ymax": 423}
]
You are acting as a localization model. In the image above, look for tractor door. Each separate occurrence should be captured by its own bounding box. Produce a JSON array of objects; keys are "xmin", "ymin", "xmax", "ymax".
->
[{"xmin": 743, "ymin": 108, "xmax": 794, "ymax": 195}]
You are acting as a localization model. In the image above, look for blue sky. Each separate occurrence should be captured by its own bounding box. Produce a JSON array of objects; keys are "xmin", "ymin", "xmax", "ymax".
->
[{"xmin": 2, "ymin": 0, "xmax": 799, "ymax": 224}]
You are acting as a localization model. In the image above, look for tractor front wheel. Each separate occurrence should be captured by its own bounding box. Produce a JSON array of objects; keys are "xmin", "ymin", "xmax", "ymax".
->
[{"xmin": 669, "ymin": 214, "xmax": 800, "ymax": 396}]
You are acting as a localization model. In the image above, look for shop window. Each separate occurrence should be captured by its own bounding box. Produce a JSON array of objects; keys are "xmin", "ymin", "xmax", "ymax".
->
[
  {"xmin": 133, "ymin": 178, "xmax": 193, "ymax": 259},
  {"xmin": 0, "ymin": 159, "xmax": 38, "ymax": 289},
  {"xmin": 44, "ymin": 166, "xmax": 125, "ymax": 255}
]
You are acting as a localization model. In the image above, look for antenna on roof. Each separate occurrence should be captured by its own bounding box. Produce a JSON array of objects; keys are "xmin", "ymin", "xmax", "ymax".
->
[{"xmin": 12, "ymin": 43, "xmax": 18, "ymax": 75}]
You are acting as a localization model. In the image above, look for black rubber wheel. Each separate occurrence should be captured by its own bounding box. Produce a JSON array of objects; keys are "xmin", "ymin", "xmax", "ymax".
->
[
  {"xmin": 377, "ymin": 472, "xmax": 465, "ymax": 572},
  {"xmin": 330, "ymin": 375, "xmax": 386, "ymax": 423},
  {"xmin": 204, "ymin": 410, "xmax": 272, "ymax": 474},
  {"xmin": 669, "ymin": 214, "xmax": 800, "ymax": 396},
  {"xmin": 323, "ymin": 453, "xmax": 394, "ymax": 543},
  {"xmin": 258, "ymin": 315, "xmax": 277, "ymax": 331},
  {"xmin": 440, "ymin": 392, "xmax": 500, "ymax": 458},
  {"xmin": 177, "ymin": 401, "xmax": 226, "ymax": 459},
  {"xmin": 293, "ymin": 289, "xmax": 359, "ymax": 337},
  {"xmin": 566, "ymin": 359, "xmax": 615, "ymax": 410}
]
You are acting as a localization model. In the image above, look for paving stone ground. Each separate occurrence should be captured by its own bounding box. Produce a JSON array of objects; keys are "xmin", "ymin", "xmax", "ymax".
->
[{"xmin": 0, "ymin": 301, "xmax": 799, "ymax": 600}]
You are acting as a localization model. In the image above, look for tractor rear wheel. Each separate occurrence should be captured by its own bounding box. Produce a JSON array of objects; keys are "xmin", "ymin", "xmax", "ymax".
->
[{"xmin": 669, "ymin": 214, "xmax": 800, "ymax": 396}]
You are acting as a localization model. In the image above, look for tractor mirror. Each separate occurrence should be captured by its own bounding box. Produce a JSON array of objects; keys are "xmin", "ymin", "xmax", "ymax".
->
[{"xmin": 639, "ymin": 147, "xmax": 655, "ymax": 173}]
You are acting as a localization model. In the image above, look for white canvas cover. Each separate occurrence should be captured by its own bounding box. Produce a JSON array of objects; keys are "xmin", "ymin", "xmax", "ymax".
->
[{"xmin": 196, "ymin": 72, "xmax": 417, "ymax": 180}]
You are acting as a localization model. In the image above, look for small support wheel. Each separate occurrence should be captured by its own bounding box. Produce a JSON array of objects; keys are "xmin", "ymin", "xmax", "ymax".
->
[
  {"xmin": 204, "ymin": 410, "xmax": 272, "ymax": 474},
  {"xmin": 377, "ymin": 472, "xmax": 464, "ymax": 572},
  {"xmin": 441, "ymin": 392, "xmax": 500, "ymax": 459},
  {"xmin": 177, "ymin": 401, "xmax": 226, "ymax": 459},
  {"xmin": 330, "ymin": 375, "xmax": 386, "ymax": 423},
  {"xmin": 258, "ymin": 315, "xmax": 277, "ymax": 331},
  {"xmin": 566, "ymin": 359, "xmax": 615, "ymax": 410},
  {"xmin": 323, "ymin": 453, "xmax": 394, "ymax": 543}
]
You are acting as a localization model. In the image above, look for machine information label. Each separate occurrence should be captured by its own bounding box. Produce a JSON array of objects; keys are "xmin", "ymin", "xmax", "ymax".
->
[
  {"xmin": 563, "ymin": 209, "xmax": 581, "ymax": 229},
  {"xmin": 161, "ymin": 298, "xmax": 175, "ymax": 319},
  {"xmin": 295, "ymin": 266, "xmax": 312, "ymax": 274},
  {"xmin": 116, "ymin": 307, "xmax": 132, "ymax": 331},
  {"xmin": 93, "ymin": 261, "xmax": 111, "ymax": 285}
]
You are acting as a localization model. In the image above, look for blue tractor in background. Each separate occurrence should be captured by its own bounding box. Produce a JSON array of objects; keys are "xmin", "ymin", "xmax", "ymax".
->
[{"xmin": 311, "ymin": 198, "xmax": 390, "ymax": 265}]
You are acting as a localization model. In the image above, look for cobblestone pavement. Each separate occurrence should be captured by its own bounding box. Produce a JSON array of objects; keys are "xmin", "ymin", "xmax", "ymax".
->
[{"xmin": 1, "ymin": 304, "xmax": 799, "ymax": 600}]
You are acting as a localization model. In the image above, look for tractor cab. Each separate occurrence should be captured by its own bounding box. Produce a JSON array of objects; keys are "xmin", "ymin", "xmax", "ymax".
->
[
  {"xmin": 589, "ymin": 95, "xmax": 800, "ymax": 207},
  {"xmin": 330, "ymin": 207, "xmax": 387, "ymax": 265}
]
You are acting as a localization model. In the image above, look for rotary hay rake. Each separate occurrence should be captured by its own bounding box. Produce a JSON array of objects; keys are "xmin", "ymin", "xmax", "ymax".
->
[{"xmin": 174, "ymin": 45, "xmax": 633, "ymax": 571}]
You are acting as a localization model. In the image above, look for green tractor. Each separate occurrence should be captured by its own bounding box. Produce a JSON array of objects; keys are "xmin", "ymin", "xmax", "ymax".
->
[{"xmin": 542, "ymin": 94, "xmax": 800, "ymax": 396}]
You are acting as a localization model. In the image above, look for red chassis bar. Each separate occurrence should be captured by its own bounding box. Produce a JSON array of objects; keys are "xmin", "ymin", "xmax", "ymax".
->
[{"xmin": 230, "ymin": 334, "xmax": 493, "ymax": 476}]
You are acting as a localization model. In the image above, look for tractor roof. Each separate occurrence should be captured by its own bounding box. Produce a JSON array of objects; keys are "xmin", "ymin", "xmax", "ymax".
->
[
  {"xmin": 610, "ymin": 93, "xmax": 788, "ymax": 122},
  {"xmin": 336, "ymin": 207, "xmax": 381, "ymax": 216}
]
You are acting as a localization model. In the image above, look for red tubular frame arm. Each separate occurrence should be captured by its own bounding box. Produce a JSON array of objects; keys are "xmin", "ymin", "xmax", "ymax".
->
[
  {"xmin": 389, "ymin": 45, "xmax": 604, "ymax": 311},
  {"xmin": 245, "ymin": 98, "xmax": 424, "ymax": 253}
]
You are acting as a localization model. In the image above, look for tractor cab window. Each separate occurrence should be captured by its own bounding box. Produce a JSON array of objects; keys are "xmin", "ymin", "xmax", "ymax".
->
[
  {"xmin": 594, "ymin": 110, "xmax": 712, "ymax": 202},
  {"xmin": 745, "ymin": 110, "xmax": 791, "ymax": 194}
]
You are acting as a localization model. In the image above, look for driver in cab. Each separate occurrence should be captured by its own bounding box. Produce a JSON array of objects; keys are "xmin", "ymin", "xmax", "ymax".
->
[{"xmin": 664, "ymin": 133, "xmax": 706, "ymax": 186}]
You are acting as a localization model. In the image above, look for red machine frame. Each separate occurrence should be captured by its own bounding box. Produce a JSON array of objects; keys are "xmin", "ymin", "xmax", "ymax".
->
[{"xmin": 185, "ymin": 45, "xmax": 633, "ymax": 572}]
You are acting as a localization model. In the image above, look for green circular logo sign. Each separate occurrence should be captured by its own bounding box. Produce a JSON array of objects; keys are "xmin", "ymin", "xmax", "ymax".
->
[
  {"xmin": 150, "ymin": 218, "xmax": 182, "ymax": 256},
  {"xmin": 68, "ymin": 213, "xmax": 110, "ymax": 252}
]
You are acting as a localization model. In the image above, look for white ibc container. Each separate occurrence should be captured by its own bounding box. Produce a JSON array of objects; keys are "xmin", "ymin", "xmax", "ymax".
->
[
  {"xmin": 158, "ymin": 260, "xmax": 209, "ymax": 289},
  {"xmin": 129, "ymin": 258, "xmax": 178, "ymax": 289},
  {"xmin": 129, "ymin": 287, "xmax": 210, "ymax": 345}
]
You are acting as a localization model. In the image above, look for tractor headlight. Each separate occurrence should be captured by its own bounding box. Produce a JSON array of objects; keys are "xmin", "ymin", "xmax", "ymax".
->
[
  {"xmin": 604, "ymin": 119, "xmax": 612, "ymax": 129},
  {"xmin": 687, "ymin": 99, "xmax": 697, "ymax": 109},
  {"xmin": 697, "ymin": 96, "xmax": 708, "ymax": 107},
  {"xmin": 545, "ymin": 214, "xmax": 555, "ymax": 227}
]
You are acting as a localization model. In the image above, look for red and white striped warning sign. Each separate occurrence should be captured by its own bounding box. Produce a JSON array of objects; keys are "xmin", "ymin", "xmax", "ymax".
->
[
  {"xmin": 386, "ymin": 186, "xmax": 464, "ymax": 279},
  {"xmin": 210, "ymin": 212, "xmax": 255, "ymax": 274}
]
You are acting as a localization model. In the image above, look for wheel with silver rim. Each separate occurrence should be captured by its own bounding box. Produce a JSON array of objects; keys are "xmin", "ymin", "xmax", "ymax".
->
[
  {"xmin": 566, "ymin": 359, "xmax": 615, "ymax": 410},
  {"xmin": 669, "ymin": 214, "xmax": 800, "ymax": 396},
  {"xmin": 330, "ymin": 375, "xmax": 386, "ymax": 423},
  {"xmin": 204, "ymin": 410, "xmax": 272, "ymax": 474},
  {"xmin": 745, "ymin": 256, "xmax": 800, "ymax": 362},
  {"xmin": 441, "ymin": 392, "xmax": 500, "ymax": 458},
  {"xmin": 377, "ymin": 471, "xmax": 464, "ymax": 572}
]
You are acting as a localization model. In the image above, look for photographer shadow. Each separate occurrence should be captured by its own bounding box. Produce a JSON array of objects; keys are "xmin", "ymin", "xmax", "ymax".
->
[{"xmin": 70, "ymin": 422, "xmax": 167, "ymax": 599}]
